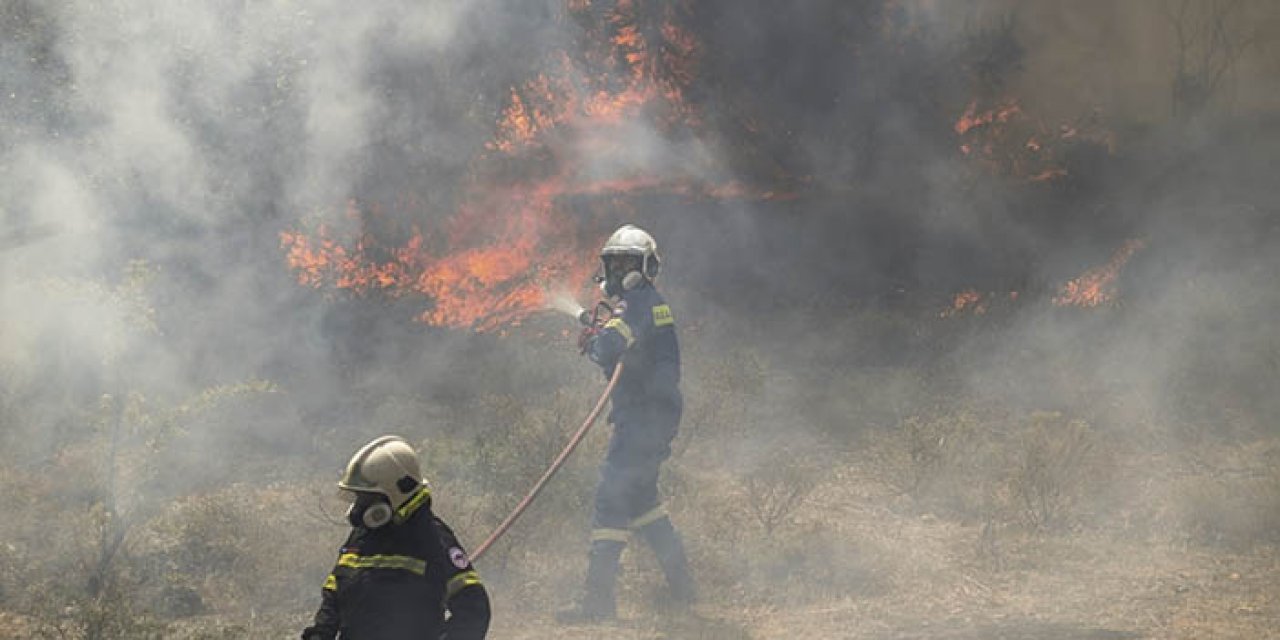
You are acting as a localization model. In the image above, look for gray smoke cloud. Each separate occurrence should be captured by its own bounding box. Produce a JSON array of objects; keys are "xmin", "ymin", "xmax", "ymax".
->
[
  {"xmin": 2, "ymin": 0, "xmax": 550, "ymax": 398},
  {"xmin": 2, "ymin": 0, "xmax": 1279, "ymax": 635}
]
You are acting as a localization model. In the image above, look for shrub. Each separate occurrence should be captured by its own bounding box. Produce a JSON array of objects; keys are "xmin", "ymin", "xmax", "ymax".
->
[{"xmin": 1008, "ymin": 412, "xmax": 1103, "ymax": 531}]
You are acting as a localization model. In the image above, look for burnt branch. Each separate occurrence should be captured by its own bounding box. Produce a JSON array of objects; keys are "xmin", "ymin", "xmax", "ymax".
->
[{"xmin": 1164, "ymin": 0, "xmax": 1270, "ymax": 116}]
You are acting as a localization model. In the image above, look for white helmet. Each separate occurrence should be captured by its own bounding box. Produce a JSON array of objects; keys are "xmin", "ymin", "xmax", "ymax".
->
[
  {"xmin": 338, "ymin": 435, "xmax": 426, "ymax": 512},
  {"xmin": 598, "ymin": 224, "xmax": 661, "ymax": 296}
]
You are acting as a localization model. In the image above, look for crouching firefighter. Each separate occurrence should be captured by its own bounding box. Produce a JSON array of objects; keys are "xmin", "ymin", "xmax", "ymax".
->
[
  {"xmin": 302, "ymin": 435, "xmax": 491, "ymax": 640},
  {"xmin": 557, "ymin": 224, "xmax": 696, "ymax": 623}
]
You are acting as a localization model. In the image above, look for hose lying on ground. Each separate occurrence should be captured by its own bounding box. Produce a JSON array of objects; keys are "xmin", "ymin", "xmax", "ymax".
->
[{"xmin": 470, "ymin": 362, "xmax": 623, "ymax": 562}]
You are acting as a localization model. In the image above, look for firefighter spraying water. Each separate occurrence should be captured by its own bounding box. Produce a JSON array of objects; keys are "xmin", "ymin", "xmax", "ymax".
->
[
  {"xmin": 555, "ymin": 223, "xmax": 696, "ymax": 623},
  {"xmin": 468, "ymin": 224, "xmax": 694, "ymax": 624}
]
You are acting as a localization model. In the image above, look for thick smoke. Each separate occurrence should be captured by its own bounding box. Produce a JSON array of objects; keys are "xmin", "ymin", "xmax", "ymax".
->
[
  {"xmin": 2, "ymin": 0, "xmax": 1279, "ymax": 635},
  {"xmin": 2, "ymin": 0, "xmax": 566, "ymax": 439}
]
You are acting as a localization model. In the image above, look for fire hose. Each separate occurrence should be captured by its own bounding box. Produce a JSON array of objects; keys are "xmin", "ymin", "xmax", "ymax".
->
[
  {"xmin": 469, "ymin": 362, "xmax": 621, "ymax": 562},
  {"xmin": 470, "ymin": 300, "xmax": 622, "ymax": 561}
]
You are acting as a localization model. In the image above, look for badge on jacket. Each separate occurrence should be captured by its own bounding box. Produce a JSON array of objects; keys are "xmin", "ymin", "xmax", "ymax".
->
[{"xmin": 449, "ymin": 547, "xmax": 469, "ymax": 569}]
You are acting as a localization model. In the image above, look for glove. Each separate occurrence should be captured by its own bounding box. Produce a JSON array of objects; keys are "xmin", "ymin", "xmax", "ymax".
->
[{"xmin": 577, "ymin": 325, "xmax": 599, "ymax": 355}]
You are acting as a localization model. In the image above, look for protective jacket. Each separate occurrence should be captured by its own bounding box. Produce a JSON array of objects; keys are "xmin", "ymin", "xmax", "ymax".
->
[
  {"xmin": 588, "ymin": 282, "xmax": 682, "ymax": 460},
  {"xmin": 571, "ymin": 281, "xmax": 694, "ymax": 618},
  {"xmin": 302, "ymin": 488, "xmax": 490, "ymax": 640}
]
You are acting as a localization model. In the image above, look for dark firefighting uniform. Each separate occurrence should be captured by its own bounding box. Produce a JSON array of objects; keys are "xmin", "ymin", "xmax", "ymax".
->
[
  {"xmin": 581, "ymin": 281, "xmax": 694, "ymax": 612},
  {"xmin": 302, "ymin": 488, "xmax": 490, "ymax": 640}
]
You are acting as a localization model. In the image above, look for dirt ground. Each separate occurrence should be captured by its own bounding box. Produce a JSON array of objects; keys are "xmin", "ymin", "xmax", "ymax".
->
[
  {"xmin": 482, "ymin": 440, "xmax": 1280, "ymax": 640},
  {"xmin": 5, "ymin": 430, "xmax": 1276, "ymax": 640},
  {"xmin": 482, "ymin": 535, "xmax": 1278, "ymax": 640},
  {"xmin": 480, "ymin": 549, "xmax": 1278, "ymax": 639}
]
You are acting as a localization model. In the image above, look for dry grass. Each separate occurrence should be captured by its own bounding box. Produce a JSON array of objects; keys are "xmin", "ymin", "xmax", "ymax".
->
[{"xmin": 3, "ymin": 320, "xmax": 1280, "ymax": 639}]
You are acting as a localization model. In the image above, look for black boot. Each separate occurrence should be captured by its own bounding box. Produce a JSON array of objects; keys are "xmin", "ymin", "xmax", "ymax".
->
[
  {"xmin": 637, "ymin": 517, "xmax": 695, "ymax": 607},
  {"xmin": 556, "ymin": 540, "xmax": 624, "ymax": 624}
]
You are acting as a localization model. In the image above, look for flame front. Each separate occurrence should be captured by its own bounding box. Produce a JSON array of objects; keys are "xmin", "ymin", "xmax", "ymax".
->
[
  {"xmin": 954, "ymin": 98, "xmax": 1114, "ymax": 183},
  {"xmin": 281, "ymin": 0, "xmax": 723, "ymax": 332},
  {"xmin": 941, "ymin": 288, "xmax": 987, "ymax": 317},
  {"xmin": 1053, "ymin": 239, "xmax": 1145, "ymax": 308},
  {"xmin": 282, "ymin": 188, "xmax": 598, "ymax": 333}
]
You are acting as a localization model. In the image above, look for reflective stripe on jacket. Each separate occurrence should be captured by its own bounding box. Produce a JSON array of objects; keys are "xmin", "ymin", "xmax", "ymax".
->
[{"xmin": 303, "ymin": 489, "xmax": 490, "ymax": 640}]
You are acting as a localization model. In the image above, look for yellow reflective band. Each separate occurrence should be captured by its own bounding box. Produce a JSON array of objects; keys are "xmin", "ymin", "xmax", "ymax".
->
[
  {"xmin": 590, "ymin": 527, "xmax": 631, "ymax": 543},
  {"xmin": 603, "ymin": 318, "xmax": 635, "ymax": 347},
  {"xmin": 652, "ymin": 304, "xmax": 674, "ymax": 327},
  {"xmin": 446, "ymin": 570, "xmax": 483, "ymax": 598},
  {"xmin": 397, "ymin": 486, "xmax": 432, "ymax": 520},
  {"xmin": 629, "ymin": 504, "xmax": 668, "ymax": 530},
  {"xmin": 338, "ymin": 553, "xmax": 426, "ymax": 576},
  {"xmin": 322, "ymin": 574, "xmax": 338, "ymax": 591}
]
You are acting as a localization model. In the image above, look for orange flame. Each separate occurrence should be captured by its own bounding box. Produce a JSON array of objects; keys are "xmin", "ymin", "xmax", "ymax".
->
[
  {"xmin": 939, "ymin": 289, "xmax": 1020, "ymax": 318},
  {"xmin": 954, "ymin": 98, "xmax": 1112, "ymax": 184},
  {"xmin": 954, "ymin": 99, "xmax": 1022, "ymax": 136},
  {"xmin": 487, "ymin": 1, "xmax": 700, "ymax": 157},
  {"xmin": 281, "ymin": 188, "xmax": 599, "ymax": 332},
  {"xmin": 1052, "ymin": 239, "xmax": 1145, "ymax": 307},
  {"xmin": 281, "ymin": 0, "xmax": 748, "ymax": 332},
  {"xmin": 941, "ymin": 288, "xmax": 987, "ymax": 317}
]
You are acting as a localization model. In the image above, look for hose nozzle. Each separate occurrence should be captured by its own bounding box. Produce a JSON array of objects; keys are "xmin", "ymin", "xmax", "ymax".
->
[{"xmin": 579, "ymin": 300, "xmax": 615, "ymax": 327}]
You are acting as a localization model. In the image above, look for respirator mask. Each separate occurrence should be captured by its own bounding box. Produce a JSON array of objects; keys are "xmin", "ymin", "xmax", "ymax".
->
[
  {"xmin": 598, "ymin": 254, "xmax": 645, "ymax": 297},
  {"xmin": 345, "ymin": 491, "xmax": 394, "ymax": 529}
]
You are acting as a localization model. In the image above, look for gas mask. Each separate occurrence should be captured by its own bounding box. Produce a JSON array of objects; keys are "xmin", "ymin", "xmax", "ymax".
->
[
  {"xmin": 346, "ymin": 491, "xmax": 394, "ymax": 529},
  {"xmin": 598, "ymin": 254, "xmax": 645, "ymax": 297}
]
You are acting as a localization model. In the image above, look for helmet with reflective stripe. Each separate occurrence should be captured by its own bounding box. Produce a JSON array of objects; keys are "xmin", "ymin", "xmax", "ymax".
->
[
  {"xmin": 598, "ymin": 224, "xmax": 660, "ymax": 296},
  {"xmin": 338, "ymin": 435, "xmax": 425, "ymax": 511}
]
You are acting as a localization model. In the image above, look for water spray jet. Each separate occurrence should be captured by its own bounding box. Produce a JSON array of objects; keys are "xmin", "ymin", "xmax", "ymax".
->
[{"xmin": 547, "ymin": 290, "xmax": 586, "ymax": 322}]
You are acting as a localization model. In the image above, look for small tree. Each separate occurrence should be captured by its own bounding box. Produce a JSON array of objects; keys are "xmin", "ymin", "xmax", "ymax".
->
[
  {"xmin": 1164, "ymin": 0, "xmax": 1270, "ymax": 116},
  {"xmin": 743, "ymin": 454, "xmax": 820, "ymax": 538}
]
